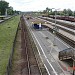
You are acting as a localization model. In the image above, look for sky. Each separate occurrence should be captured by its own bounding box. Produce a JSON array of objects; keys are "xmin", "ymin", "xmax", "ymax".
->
[{"xmin": 5, "ymin": 0, "xmax": 75, "ymax": 12}]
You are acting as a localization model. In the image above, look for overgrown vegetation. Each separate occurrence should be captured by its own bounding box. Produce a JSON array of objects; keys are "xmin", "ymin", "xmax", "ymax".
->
[
  {"xmin": 0, "ymin": 15, "xmax": 20, "ymax": 75},
  {"xmin": 0, "ymin": 0, "xmax": 9, "ymax": 15},
  {"xmin": 42, "ymin": 7, "xmax": 75, "ymax": 16},
  {"xmin": 0, "ymin": 1, "xmax": 20, "ymax": 15}
]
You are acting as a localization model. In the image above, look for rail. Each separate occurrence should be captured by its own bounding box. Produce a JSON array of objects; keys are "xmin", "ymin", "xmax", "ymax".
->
[
  {"xmin": 37, "ymin": 17, "xmax": 75, "ymax": 48},
  {"xmin": 39, "ymin": 17, "xmax": 75, "ymax": 30},
  {"xmin": 20, "ymin": 16, "xmax": 41, "ymax": 75},
  {"xmin": 24, "ymin": 16, "xmax": 48, "ymax": 75}
]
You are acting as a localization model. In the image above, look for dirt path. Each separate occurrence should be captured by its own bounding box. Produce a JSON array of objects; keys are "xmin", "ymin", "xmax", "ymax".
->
[{"xmin": 10, "ymin": 24, "xmax": 22, "ymax": 75}]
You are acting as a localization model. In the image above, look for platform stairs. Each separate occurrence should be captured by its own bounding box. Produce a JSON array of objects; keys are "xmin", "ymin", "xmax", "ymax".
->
[{"xmin": 59, "ymin": 48, "xmax": 75, "ymax": 61}]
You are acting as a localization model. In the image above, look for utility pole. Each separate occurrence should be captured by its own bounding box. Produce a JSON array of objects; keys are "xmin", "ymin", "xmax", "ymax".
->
[
  {"xmin": 5, "ymin": 9, "xmax": 7, "ymax": 17},
  {"xmin": 53, "ymin": 10, "xmax": 57, "ymax": 46},
  {"xmin": 53, "ymin": 9, "xmax": 60, "ymax": 46}
]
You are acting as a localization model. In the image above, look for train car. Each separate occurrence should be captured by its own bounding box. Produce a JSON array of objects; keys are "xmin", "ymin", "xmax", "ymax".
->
[{"xmin": 48, "ymin": 15, "xmax": 75, "ymax": 22}]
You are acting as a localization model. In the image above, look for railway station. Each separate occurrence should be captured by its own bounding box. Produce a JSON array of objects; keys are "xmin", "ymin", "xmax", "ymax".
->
[
  {"xmin": 0, "ymin": 0, "xmax": 75, "ymax": 75},
  {"xmin": 24, "ymin": 14, "xmax": 75, "ymax": 75}
]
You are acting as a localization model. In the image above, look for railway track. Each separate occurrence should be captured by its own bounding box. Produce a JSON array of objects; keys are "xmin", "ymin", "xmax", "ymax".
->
[
  {"xmin": 20, "ymin": 16, "xmax": 41, "ymax": 75},
  {"xmin": 38, "ymin": 17, "xmax": 75, "ymax": 36},
  {"xmin": 37, "ymin": 17, "xmax": 75, "ymax": 48},
  {"xmin": 39, "ymin": 17, "xmax": 75, "ymax": 30},
  {"xmin": 49, "ymin": 27, "xmax": 75, "ymax": 48}
]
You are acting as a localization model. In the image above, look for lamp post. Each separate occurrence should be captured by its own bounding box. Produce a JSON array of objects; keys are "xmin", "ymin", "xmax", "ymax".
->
[
  {"xmin": 5, "ymin": 8, "xmax": 8, "ymax": 17},
  {"xmin": 53, "ymin": 10, "xmax": 57, "ymax": 46},
  {"xmin": 53, "ymin": 8, "xmax": 60, "ymax": 46}
]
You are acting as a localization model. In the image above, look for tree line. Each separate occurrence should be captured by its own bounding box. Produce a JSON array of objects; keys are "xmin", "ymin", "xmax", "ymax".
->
[
  {"xmin": 42, "ymin": 7, "xmax": 75, "ymax": 17},
  {"xmin": 0, "ymin": 0, "xmax": 20, "ymax": 15}
]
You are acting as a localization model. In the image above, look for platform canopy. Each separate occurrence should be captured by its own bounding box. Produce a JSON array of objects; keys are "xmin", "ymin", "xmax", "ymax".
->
[
  {"xmin": 31, "ymin": 18, "xmax": 46, "ymax": 24},
  {"xmin": 25, "ymin": 16, "xmax": 32, "ymax": 19}
]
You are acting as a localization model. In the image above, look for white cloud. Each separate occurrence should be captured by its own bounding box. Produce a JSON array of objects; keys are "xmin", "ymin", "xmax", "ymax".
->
[{"xmin": 5, "ymin": 0, "xmax": 75, "ymax": 11}]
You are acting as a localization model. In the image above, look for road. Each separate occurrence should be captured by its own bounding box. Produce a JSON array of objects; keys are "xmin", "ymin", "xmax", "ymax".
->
[{"xmin": 24, "ymin": 17, "xmax": 73, "ymax": 75}]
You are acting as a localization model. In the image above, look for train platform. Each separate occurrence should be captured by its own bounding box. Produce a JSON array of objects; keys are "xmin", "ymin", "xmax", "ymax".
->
[{"xmin": 25, "ymin": 17, "xmax": 74, "ymax": 75}]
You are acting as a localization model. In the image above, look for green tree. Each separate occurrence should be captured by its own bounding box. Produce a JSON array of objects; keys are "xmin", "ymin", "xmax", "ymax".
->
[
  {"xmin": 59, "ymin": 11, "xmax": 64, "ymax": 16},
  {"xmin": 7, "ymin": 6, "xmax": 14, "ymax": 15},
  {"xmin": 67, "ymin": 9, "xmax": 73, "ymax": 16},
  {"xmin": 0, "ymin": 1, "xmax": 9, "ymax": 15},
  {"xmin": 63, "ymin": 9, "xmax": 67, "ymax": 16},
  {"xmin": 46, "ymin": 7, "xmax": 52, "ymax": 15},
  {"xmin": 46, "ymin": 7, "xmax": 50, "ymax": 13},
  {"xmin": 50, "ymin": 11, "xmax": 55, "ymax": 15},
  {"xmin": 43, "ymin": 7, "xmax": 53, "ymax": 15},
  {"xmin": 14, "ymin": 10, "xmax": 20, "ymax": 15},
  {"xmin": 43, "ymin": 10, "xmax": 46, "ymax": 14},
  {"xmin": 73, "ymin": 11, "xmax": 75, "ymax": 17}
]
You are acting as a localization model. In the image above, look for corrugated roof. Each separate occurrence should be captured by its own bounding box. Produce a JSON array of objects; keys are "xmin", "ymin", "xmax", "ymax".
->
[{"xmin": 31, "ymin": 19, "xmax": 45, "ymax": 24}]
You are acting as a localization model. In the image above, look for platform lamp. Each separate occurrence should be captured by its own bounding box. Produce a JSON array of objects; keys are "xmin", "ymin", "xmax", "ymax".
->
[{"xmin": 52, "ymin": 8, "xmax": 60, "ymax": 46}]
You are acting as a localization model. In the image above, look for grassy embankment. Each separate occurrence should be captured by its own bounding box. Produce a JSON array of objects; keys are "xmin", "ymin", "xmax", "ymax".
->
[{"xmin": 0, "ymin": 16, "xmax": 20, "ymax": 75}]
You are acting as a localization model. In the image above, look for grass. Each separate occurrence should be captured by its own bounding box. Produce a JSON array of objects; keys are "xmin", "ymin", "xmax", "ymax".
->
[
  {"xmin": 10, "ymin": 29, "xmax": 21, "ymax": 75},
  {"xmin": 0, "ymin": 15, "xmax": 20, "ymax": 75}
]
